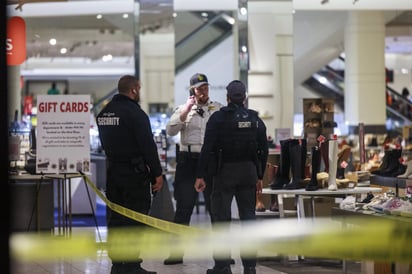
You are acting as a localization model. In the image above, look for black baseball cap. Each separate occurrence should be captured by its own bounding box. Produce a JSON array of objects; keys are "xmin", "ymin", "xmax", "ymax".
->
[
  {"xmin": 226, "ymin": 80, "xmax": 246, "ymax": 100},
  {"xmin": 190, "ymin": 73, "xmax": 209, "ymax": 89}
]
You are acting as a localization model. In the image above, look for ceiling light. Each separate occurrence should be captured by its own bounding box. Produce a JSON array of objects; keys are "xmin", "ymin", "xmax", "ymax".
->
[
  {"xmin": 319, "ymin": 76, "xmax": 327, "ymax": 84},
  {"xmin": 240, "ymin": 7, "xmax": 247, "ymax": 16},
  {"xmin": 401, "ymin": 68, "xmax": 409, "ymax": 74},
  {"xmin": 122, "ymin": 13, "xmax": 129, "ymax": 19},
  {"xmin": 60, "ymin": 48, "xmax": 67, "ymax": 54},
  {"xmin": 222, "ymin": 14, "xmax": 235, "ymax": 25},
  {"xmin": 96, "ymin": 14, "xmax": 102, "ymax": 19},
  {"xmin": 241, "ymin": 45, "xmax": 247, "ymax": 53},
  {"xmin": 49, "ymin": 38, "xmax": 57, "ymax": 46},
  {"xmin": 201, "ymin": 12, "xmax": 208, "ymax": 17}
]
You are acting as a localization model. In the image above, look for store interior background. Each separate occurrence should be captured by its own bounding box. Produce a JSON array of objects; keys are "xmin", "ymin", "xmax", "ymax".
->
[{"xmin": 7, "ymin": 0, "xmax": 412, "ymax": 140}]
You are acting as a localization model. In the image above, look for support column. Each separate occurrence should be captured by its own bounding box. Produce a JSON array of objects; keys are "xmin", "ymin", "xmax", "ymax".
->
[
  {"xmin": 344, "ymin": 11, "xmax": 386, "ymax": 134},
  {"xmin": 8, "ymin": 65, "xmax": 21, "ymax": 125}
]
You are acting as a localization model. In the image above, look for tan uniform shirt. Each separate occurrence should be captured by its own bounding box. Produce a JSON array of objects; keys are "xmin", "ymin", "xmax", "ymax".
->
[{"xmin": 166, "ymin": 100, "xmax": 223, "ymax": 153}]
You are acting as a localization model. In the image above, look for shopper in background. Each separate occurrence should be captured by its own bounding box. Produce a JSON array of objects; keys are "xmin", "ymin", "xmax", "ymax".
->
[
  {"xmin": 47, "ymin": 81, "xmax": 60, "ymax": 95},
  {"xmin": 195, "ymin": 80, "xmax": 268, "ymax": 274},
  {"xmin": 164, "ymin": 73, "xmax": 223, "ymax": 265},
  {"xmin": 96, "ymin": 75, "xmax": 163, "ymax": 274},
  {"xmin": 398, "ymin": 87, "xmax": 411, "ymax": 118}
]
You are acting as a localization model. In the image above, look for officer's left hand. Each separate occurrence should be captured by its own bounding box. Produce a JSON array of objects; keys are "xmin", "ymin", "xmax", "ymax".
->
[
  {"xmin": 152, "ymin": 175, "xmax": 164, "ymax": 192},
  {"xmin": 256, "ymin": 179, "xmax": 263, "ymax": 194},
  {"xmin": 194, "ymin": 178, "xmax": 206, "ymax": 192}
]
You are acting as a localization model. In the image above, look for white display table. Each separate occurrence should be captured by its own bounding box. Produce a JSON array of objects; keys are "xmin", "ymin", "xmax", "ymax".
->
[{"xmin": 262, "ymin": 186, "xmax": 382, "ymax": 218}]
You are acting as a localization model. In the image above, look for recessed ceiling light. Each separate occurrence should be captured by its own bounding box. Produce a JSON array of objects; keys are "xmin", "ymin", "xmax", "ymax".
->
[
  {"xmin": 49, "ymin": 38, "xmax": 57, "ymax": 46},
  {"xmin": 60, "ymin": 48, "xmax": 67, "ymax": 54},
  {"xmin": 122, "ymin": 13, "xmax": 128, "ymax": 19},
  {"xmin": 96, "ymin": 14, "xmax": 102, "ymax": 19}
]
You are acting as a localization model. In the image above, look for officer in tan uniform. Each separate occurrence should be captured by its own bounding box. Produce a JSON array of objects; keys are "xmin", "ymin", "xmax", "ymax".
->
[{"xmin": 164, "ymin": 73, "xmax": 223, "ymax": 265}]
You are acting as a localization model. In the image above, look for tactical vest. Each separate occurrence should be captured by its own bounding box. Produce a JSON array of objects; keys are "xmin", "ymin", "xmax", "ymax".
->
[{"xmin": 218, "ymin": 106, "xmax": 259, "ymax": 162}]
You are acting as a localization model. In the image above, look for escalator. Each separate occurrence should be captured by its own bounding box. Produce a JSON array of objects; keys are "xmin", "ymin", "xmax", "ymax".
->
[
  {"xmin": 302, "ymin": 56, "xmax": 412, "ymax": 129},
  {"xmin": 174, "ymin": 11, "xmax": 234, "ymax": 73},
  {"xmin": 93, "ymin": 11, "xmax": 234, "ymax": 113}
]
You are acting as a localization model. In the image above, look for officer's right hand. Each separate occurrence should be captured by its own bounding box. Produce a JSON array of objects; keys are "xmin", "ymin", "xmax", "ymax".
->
[
  {"xmin": 152, "ymin": 175, "xmax": 163, "ymax": 193},
  {"xmin": 194, "ymin": 178, "xmax": 206, "ymax": 192},
  {"xmin": 184, "ymin": 95, "xmax": 195, "ymax": 112}
]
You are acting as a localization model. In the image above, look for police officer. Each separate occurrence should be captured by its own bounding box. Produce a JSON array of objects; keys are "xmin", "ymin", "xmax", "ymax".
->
[
  {"xmin": 195, "ymin": 80, "xmax": 268, "ymax": 274},
  {"xmin": 96, "ymin": 75, "xmax": 163, "ymax": 274},
  {"xmin": 164, "ymin": 73, "xmax": 223, "ymax": 265}
]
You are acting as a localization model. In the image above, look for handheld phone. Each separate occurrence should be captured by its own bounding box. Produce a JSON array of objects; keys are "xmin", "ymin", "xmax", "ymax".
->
[{"xmin": 189, "ymin": 88, "xmax": 194, "ymax": 96}]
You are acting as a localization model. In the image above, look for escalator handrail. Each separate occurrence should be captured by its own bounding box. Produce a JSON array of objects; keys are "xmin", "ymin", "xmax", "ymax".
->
[{"xmin": 175, "ymin": 11, "xmax": 228, "ymax": 48}]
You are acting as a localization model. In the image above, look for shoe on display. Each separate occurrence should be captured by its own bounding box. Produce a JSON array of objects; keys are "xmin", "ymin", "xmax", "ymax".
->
[
  {"xmin": 243, "ymin": 266, "xmax": 256, "ymax": 274},
  {"xmin": 388, "ymin": 199, "xmax": 412, "ymax": 216},
  {"xmin": 119, "ymin": 263, "xmax": 156, "ymax": 274},
  {"xmin": 163, "ymin": 256, "xmax": 183, "ymax": 265},
  {"xmin": 206, "ymin": 266, "xmax": 232, "ymax": 274},
  {"xmin": 135, "ymin": 266, "xmax": 157, "ymax": 274}
]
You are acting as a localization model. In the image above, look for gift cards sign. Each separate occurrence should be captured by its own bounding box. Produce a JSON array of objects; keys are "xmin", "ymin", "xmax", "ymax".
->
[
  {"xmin": 36, "ymin": 95, "xmax": 91, "ymax": 174},
  {"xmin": 7, "ymin": 16, "xmax": 26, "ymax": 66}
]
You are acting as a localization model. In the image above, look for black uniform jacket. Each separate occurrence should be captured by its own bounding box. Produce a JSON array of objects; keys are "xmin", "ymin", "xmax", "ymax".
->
[
  {"xmin": 196, "ymin": 102, "xmax": 268, "ymax": 180},
  {"xmin": 96, "ymin": 94, "xmax": 162, "ymax": 178}
]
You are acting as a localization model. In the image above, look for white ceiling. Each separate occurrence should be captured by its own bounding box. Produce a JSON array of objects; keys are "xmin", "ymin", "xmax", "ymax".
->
[{"xmin": 6, "ymin": 1, "xmax": 412, "ymax": 71}]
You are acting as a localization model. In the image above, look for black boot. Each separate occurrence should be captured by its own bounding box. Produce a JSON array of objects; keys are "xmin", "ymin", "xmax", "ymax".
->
[
  {"xmin": 320, "ymin": 140, "xmax": 329, "ymax": 173},
  {"xmin": 371, "ymin": 149, "xmax": 390, "ymax": 175},
  {"xmin": 285, "ymin": 140, "xmax": 305, "ymax": 189},
  {"xmin": 336, "ymin": 167, "xmax": 345, "ymax": 179},
  {"xmin": 270, "ymin": 139, "xmax": 296, "ymax": 189},
  {"xmin": 378, "ymin": 149, "xmax": 402, "ymax": 177},
  {"xmin": 306, "ymin": 146, "xmax": 321, "ymax": 191}
]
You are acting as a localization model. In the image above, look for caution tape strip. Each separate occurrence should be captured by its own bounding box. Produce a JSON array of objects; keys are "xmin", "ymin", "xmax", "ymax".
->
[
  {"xmin": 10, "ymin": 217, "xmax": 412, "ymax": 263},
  {"xmin": 79, "ymin": 172, "xmax": 206, "ymax": 235},
  {"xmin": 9, "ymin": 173, "xmax": 412, "ymax": 263}
]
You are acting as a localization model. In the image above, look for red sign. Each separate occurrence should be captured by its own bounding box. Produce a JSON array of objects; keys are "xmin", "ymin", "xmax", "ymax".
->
[{"xmin": 7, "ymin": 16, "xmax": 26, "ymax": 66}]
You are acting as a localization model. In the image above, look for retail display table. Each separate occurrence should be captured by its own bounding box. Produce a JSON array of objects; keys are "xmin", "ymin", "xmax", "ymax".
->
[
  {"xmin": 262, "ymin": 187, "xmax": 383, "ymax": 218},
  {"xmin": 9, "ymin": 172, "xmax": 92, "ymax": 237}
]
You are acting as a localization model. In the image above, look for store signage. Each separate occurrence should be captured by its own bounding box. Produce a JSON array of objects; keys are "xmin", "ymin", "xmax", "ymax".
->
[
  {"xmin": 7, "ymin": 16, "xmax": 26, "ymax": 66},
  {"xmin": 36, "ymin": 95, "xmax": 91, "ymax": 174}
]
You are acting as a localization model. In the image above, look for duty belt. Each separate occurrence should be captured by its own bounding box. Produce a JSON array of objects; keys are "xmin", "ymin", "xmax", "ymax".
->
[
  {"xmin": 179, "ymin": 144, "xmax": 202, "ymax": 153},
  {"xmin": 178, "ymin": 151, "xmax": 200, "ymax": 160}
]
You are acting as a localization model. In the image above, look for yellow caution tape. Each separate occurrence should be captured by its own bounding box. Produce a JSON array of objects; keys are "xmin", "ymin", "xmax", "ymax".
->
[
  {"xmin": 9, "ymin": 173, "xmax": 412, "ymax": 263},
  {"xmin": 80, "ymin": 172, "xmax": 206, "ymax": 235},
  {"xmin": 10, "ymin": 218, "xmax": 412, "ymax": 263}
]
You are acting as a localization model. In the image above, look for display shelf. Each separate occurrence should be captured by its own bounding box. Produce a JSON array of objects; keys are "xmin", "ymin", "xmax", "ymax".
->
[{"xmin": 303, "ymin": 98, "xmax": 335, "ymax": 149}]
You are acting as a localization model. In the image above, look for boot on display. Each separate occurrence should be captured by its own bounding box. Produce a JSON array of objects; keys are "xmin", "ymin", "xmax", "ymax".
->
[
  {"xmin": 285, "ymin": 139, "xmax": 306, "ymax": 189},
  {"xmin": 328, "ymin": 139, "xmax": 338, "ymax": 191},
  {"xmin": 306, "ymin": 146, "xmax": 321, "ymax": 191},
  {"xmin": 270, "ymin": 139, "xmax": 295, "ymax": 189}
]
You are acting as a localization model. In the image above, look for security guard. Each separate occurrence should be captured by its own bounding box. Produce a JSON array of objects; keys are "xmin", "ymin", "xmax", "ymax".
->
[
  {"xmin": 96, "ymin": 75, "xmax": 163, "ymax": 274},
  {"xmin": 164, "ymin": 73, "xmax": 223, "ymax": 265},
  {"xmin": 195, "ymin": 80, "xmax": 268, "ymax": 274}
]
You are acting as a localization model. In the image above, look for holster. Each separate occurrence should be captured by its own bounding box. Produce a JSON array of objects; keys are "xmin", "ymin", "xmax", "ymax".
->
[{"xmin": 131, "ymin": 156, "xmax": 149, "ymax": 176}]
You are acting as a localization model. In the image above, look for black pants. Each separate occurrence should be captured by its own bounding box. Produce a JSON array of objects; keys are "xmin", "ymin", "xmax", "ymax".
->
[
  {"xmin": 173, "ymin": 152, "xmax": 213, "ymax": 225},
  {"xmin": 211, "ymin": 161, "xmax": 257, "ymax": 269},
  {"xmin": 105, "ymin": 163, "xmax": 152, "ymax": 264}
]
